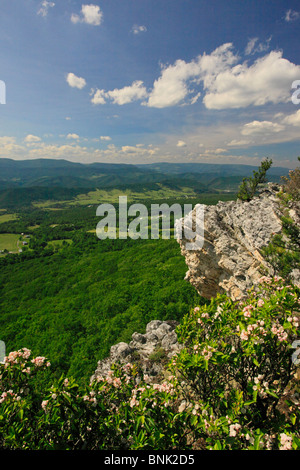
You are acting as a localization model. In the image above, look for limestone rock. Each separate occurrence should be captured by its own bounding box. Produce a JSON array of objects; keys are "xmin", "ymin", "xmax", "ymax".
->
[
  {"xmin": 91, "ymin": 320, "xmax": 182, "ymax": 383},
  {"xmin": 176, "ymin": 183, "xmax": 300, "ymax": 301}
]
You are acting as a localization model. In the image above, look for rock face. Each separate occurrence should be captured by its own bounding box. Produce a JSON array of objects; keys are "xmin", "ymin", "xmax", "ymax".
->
[
  {"xmin": 91, "ymin": 320, "xmax": 182, "ymax": 383},
  {"xmin": 176, "ymin": 183, "xmax": 300, "ymax": 301}
]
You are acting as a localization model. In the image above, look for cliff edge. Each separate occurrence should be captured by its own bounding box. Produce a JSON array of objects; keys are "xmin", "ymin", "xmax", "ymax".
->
[{"xmin": 176, "ymin": 182, "xmax": 300, "ymax": 301}]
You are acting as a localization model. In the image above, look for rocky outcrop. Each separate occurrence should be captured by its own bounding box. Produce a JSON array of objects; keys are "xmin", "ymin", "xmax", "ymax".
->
[
  {"xmin": 176, "ymin": 183, "xmax": 300, "ymax": 301},
  {"xmin": 91, "ymin": 320, "xmax": 182, "ymax": 383}
]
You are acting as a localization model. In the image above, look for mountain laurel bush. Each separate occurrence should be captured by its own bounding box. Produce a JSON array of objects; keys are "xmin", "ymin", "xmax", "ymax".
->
[{"xmin": 0, "ymin": 277, "xmax": 299, "ymax": 450}]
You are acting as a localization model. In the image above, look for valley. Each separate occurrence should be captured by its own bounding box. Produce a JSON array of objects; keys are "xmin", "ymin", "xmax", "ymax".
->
[{"xmin": 0, "ymin": 159, "xmax": 288, "ymax": 382}]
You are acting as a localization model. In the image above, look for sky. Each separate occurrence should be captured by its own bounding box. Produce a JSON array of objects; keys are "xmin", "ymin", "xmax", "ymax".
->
[{"xmin": 0, "ymin": 0, "xmax": 300, "ymax": 168}]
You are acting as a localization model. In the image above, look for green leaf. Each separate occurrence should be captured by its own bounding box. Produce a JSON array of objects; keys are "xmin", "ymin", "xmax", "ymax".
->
[
  {"xmin": 266, "ymin": 390, "xmax": 279, "ymax": 399},
  {"xmin": 213, "ymin": 440, "xmax": 223, "ymax": 450},
  {"xmin": 253, "ymin": 435, "xmax": 261, "ymax": 450}
]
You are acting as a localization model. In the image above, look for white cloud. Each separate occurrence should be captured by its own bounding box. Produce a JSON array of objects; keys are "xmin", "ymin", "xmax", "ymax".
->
[
  {"xmin": 100, "ymin": 136, "xmax": 111, "ymax": 141},
  {"xmin": 285, "ymin": 9, "xmax": 300, "ymax": 22},
  {"xmin": 145, "ymin": 44, "xmax": 300, "ymax": 110},
  {"xmin": 67, "ymin": 133, "xmax": 80, "ymax": 139},
  {"xmin": 89, "ymin": 42, "xmax": 300, "ymax": 111},
  {"xmin": 90, "ymin": 88, "xmax": 107, "ymax": 105},
  {"xmin": 37, "ymin": 1, "xmax": 55, "ymax": 17},
  {"xmin": 145, "ymin": 43, "xmax": 238, "ymax": 108},
  {"xmin": 131, "ymin": 25, "xmax": 147, "ymax": 35},
  {"xmin": 215, "ymin": 148, "xmax": 228, "ymax": 154},
  {"xmin": 203, "ymin": 50, "xmax": 300, "ymax": 109},
  {"xmin": 245, "ymin": 37, "xmax": 272, "ymax": 55},
  {"xmin": 71, "ymin": 4, "xmax": 103, "ymax": 26},
  {"xmin": 283, "ymin": 109, "xmax": 300, "ymax": 126},
  {"xmin": 24, "ymin": 134, "xmax": 42, "ymax": 143},
  {"xmin": 121, "ymin": 145, "xmax": 157, "ymax": 157},
  {"xmin": 176, "ymin": 140, "xmax": 187, "ymax": 147},
  {"xmin": 227, "ymin": 139, "xmax": 251, "ymax": 147},
  {"xmin": 245, "ymin": 38, "xmax": 258, "ymax": 55},
  {"xmin": 145, "ymin": 59, "xmax": 202, "ymax": 108},
  {"xmin": 91, "ymin": 81, "xmax": 148, "ymax": 105},
  {"xmin": 66, "ymin": 73, "xmax": 86, "ymax": 89},
  {"xmin": 241, "ymin": 120, "xmax": 285, "ymax": 136},
  {"xmin": 107, "ymin": 81, "xmax": 148, "ymax": 105}
]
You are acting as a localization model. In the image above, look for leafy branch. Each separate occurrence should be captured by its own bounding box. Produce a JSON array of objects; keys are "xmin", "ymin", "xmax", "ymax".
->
[{"xmin": 237, "ymin": 158, "xmax": 273, "ymax": 202}]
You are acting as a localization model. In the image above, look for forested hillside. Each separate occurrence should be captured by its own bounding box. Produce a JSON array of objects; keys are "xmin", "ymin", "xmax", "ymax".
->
[{"xmin": 0, "ymin": 235, "xmax": 202, "ymax": 381}]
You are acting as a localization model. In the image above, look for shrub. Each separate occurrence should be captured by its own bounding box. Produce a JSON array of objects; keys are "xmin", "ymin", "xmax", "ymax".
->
[
  {"xmin": 172, "ymin": 276, "xmax": 300, "ymax": 449},
  {"xmin": 281, "ymin": 157, "xmax": 300, "ymax": 201},
  {"xmin": 261, "ymin": 157, "xmax": 300, "ymax": 280},
  {"xmin": 0, "ymin": 277, "xmax": 299, "ymax": 450},
  {"xmin": 237, "ymin": 158, "xmax": 273, "ymax": 202}
]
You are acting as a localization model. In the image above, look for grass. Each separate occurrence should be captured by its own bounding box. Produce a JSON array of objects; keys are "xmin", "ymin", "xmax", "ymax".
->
[
  {"xmin": 32, "ymin": 186, "xmax": 199, "ymax": 209},
  {"xmin": 71, "ymin": 187, "xmax": 198, "ymax": 205},
  {"xmin": 47, "ymin": 239, "xmax": 73, "ymax": 250},
  {"xmin": 0, "ymin": 213, "xmax": 19, "ymax": 224},
  {"xmin": 0, "ymin": 233, "xmax": 20, "ymax": 252}
]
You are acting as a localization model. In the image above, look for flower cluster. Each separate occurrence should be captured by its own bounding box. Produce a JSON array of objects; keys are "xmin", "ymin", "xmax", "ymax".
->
[
  {"xmin": 31, "ymin": 356, "xmax": 51, "ymax": 367},
  {"xmin": 271, "ymin": 320, "xmax": 288, "ymax": 342},
  {"xmin": 237, "ymin": 321, "xmax": 267, "ymax": 342},
  {"xmin": 0, "ymin": 389, "xmax": 22, "ymax": 404},
  {"xmin": 4, "ymin": 348, "xmax": 31, "ymax": 365},
  {"xmin": 83, "ymin": 390, "xmax": 98, "ymax": 407},
  {"xmin": 3, "ymin": 349, "xmax": 51, "ymax": 369},
  {"xmin": 229, "ymin": 423, "xmax": 241, "ymax": 437},
  {"xmin": 193, "ymin": 343, "xmax": 215, "ymax": 360},
  {"xmin": 280, "ymin": 433, "xmax": 293, "ymax": 450}
]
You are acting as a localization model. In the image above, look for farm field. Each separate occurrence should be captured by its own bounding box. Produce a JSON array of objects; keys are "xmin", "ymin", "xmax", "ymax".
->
[
  {"xmin": 0, "ymin": 233, "xmax": 20, "ymax": 252},
  {"xmin": 0, "ymin": 213, "xmax": 18, "ymax": 224}
]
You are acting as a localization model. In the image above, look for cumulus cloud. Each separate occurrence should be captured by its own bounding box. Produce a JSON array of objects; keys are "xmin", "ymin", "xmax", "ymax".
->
[
  {"xmin": 67, "ymin": 133, "xmax": 80, "ymax": 139},
  {"xmin": 203, "ymin": 50, "xmax": 300, "ymax": 109},
  {"xmin": 66, "ymin": 73, "xmax": 86, "ymax": 89},
  {"xmin": 107, "ymin": 81, "xmax": 148, "ymax": 105},
  {"xmin": 24, "ymin": 134, "xmax": 42, "ymax": 143},
  {"xmin": 285, "ymin": 9, "xmax": 300, "ymax": 22},
  {"xmin": 149, "ymin": 45, "xmax": 300, "ymax": 110},
  {"xmin": 71, "ymin": 4, "xmax": 103, "ymax": 26},
  {"xmin": 145, "ymin": 43, "xmax": 237, "ymax": 108},
  {"xmin": 176, "ymin": 140, "xmax": 187, "ymax": 147},
  {"xmin": 121, "ymin": 145, "xmax": 157, "ymax": 157},
  {"xmin": 131, "ymin": 25, "xmax": 147, "ymax": 34},
  {"xmin": 90, "ymin": 88, "xmax": 107, "ymax": 105},
  {"xmin": 145, "ymin": 59, "xmax": 204, "ymax": 108},
  {"xmin": 100, "ymin": 136, "xmax": 112, "ymax": 141},
  {"xmin": 91, "ymin": 81, "xmax": 148, "ymax": 105},
  {"xmin": 283, "ymin": 109, "xmax": 300, "ymax": 126},
  {"xmin": 89, "ymin": 42, "xmax": 300, "ymax": 111},
  {"xmin": 37, "ymin": 1, "xmax": 55, "ymax": 17},
  {"xmin": 241, "ymin": 120, "xmax": 285, "ymax": 136}
]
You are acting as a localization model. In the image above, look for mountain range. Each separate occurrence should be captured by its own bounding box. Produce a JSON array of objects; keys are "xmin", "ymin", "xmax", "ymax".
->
[{"xmin": 0, "ymin": 158, "xmax": 290, "ymax": 190}]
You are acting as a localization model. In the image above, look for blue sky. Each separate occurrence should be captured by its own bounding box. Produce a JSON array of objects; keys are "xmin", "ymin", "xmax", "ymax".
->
[{"xmin": 0, "ymin": 0, "xmax": 300, "ymax": 168}]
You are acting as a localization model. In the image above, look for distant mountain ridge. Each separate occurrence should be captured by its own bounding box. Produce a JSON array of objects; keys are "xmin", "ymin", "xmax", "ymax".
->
[
  {"xmin": 0, "ymin": 158, "xmax": 290, "ymax": 190},
  {"xmin": 135, "ymin": 161, "xmax": 290, "ymax": 176}
]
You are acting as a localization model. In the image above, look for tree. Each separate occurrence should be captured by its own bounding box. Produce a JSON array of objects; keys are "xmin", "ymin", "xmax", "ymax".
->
[{"xmin": 237, "ymin": 158, "xmax": 273, "ymax": 202}]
